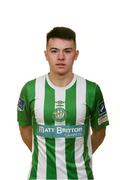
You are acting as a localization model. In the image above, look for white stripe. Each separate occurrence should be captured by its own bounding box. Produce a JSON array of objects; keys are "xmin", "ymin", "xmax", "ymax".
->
[
  {"xmin": 87, "ymin": 129, "xmax": 92, "ymax": 170},
  {"xmin": 35, "ymin": 75, "xmax": 46, "ymax": 179},
  {"xmin": 55, "ymin": 88, "xmax": 67, "ymax": 180},
  {"xmin": 75, "ymin": 76, "xmax": 88, "ymax": 180}
]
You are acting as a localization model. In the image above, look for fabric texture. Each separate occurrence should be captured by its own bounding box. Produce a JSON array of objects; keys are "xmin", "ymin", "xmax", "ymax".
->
[{"xmin": 17, "ymin": 74, "xmax": 109, "ymax": 180}]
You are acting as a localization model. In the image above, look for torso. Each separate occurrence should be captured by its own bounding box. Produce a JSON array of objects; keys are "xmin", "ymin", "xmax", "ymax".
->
[{"xmin": 28, "ymin": 74, "xmax": 94, "ymax": 180}]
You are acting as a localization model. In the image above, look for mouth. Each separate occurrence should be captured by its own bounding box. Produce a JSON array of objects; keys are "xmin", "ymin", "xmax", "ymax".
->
[{"xmin": 56, "ymin": 63, "xmax": 65, "ymax": 67}]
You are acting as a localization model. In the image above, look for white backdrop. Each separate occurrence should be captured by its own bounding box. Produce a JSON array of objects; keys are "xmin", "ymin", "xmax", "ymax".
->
[{"xmin": 0, "ymin": 0, "xmax": 120, "ymax": 179}]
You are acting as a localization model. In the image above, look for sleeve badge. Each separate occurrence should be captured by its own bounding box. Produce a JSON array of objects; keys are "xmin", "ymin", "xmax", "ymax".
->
[
  {"xmin": 98, "ymin": 101, "xmax": 106, "ymax": 116},
  {"xmin": 18, "ymin": 98, "xmax": 25, "ymax": 111}
]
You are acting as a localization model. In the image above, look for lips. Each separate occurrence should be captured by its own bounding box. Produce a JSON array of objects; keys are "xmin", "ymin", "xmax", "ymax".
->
[
  {"xmin": 56, "ymin": 63, "xmax": 65, "ymax": 66},
  {"xmin": 56, "ymin": 64, "xmax": 65, "ymax": 68}
]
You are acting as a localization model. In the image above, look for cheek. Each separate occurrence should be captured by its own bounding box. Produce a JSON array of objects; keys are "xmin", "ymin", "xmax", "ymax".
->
[
  {"xmin": 47, "ymin": 54, "xmax": 57, "ymax": 61},
  {"xmin": 48, "ymin": 58, "xmax": 56, "ymax": 66},
  {"xmin": 66, "ymin": 57, "xmax": 75, "ymax": 65}
]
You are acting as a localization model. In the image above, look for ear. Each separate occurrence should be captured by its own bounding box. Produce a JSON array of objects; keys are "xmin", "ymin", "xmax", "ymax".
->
[
  {"xmin": 44, "ymin": 50, "xmax": 48, "ymax": 61},
  {"xmin": 75, "ymin": 50, "xmax": 79, "ymax": 60}
]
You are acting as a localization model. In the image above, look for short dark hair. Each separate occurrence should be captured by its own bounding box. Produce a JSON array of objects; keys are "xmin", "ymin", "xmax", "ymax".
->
[{"xmin": 46, "ymin": 27, "xmax": 76, "ymax": 46}]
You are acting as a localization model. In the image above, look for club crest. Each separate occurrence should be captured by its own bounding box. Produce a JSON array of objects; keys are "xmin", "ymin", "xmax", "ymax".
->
[
  {"xmin": 52, "ymin": 107, "xmax": 66, "ymax": 122},
  {"xmin": 52, "ymin": 100, "xmax": 67, "ymax": 122}
]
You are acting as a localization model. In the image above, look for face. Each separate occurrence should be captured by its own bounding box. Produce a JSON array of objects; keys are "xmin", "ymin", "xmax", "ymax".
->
[{"xmin": 44, "ymin": 38, "xmax": 79, "ymax": 76}]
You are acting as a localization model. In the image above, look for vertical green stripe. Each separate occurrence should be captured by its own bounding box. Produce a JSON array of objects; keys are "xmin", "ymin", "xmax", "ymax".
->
[
  {"xmin": 83, "ymin": 80, "xmax": 94, "ymax": 179},
  {"xmin": 29, "ymin": 134, "xmax": 38, "ymax": 180},
  {"xmin": 83, "ymin": 121, "xmax": 94, "ymax": 179},
  {"xmin": 44, "ymin": 81, "xmax": 57, "ymax": 180},
  {"xmin": 29, "ymin": 79, "xmax": 39, "ymax": 180},
  {"xmin": 65, "ymin": 82, "xmax": 78, "ymax": 180}
]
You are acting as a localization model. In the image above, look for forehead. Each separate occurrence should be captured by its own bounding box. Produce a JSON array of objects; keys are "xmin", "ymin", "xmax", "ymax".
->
[{"xmin": 47, "ymin": 38, "xmax": 75, "ymax": 49}]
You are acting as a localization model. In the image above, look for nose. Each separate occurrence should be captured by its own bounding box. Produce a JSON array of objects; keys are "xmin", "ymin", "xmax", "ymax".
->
[{"xmin": 58, "ymin": 51, "xmax": 64, "ymax": 60}]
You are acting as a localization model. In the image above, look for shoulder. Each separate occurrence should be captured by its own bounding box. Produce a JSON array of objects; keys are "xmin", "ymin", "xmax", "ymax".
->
[
  {"xmin": 23, "ymin": 75, "xmax": 46, "ymax": 89},
  {"xmin": 86, "ymin": 79, "xmax": 98, "ymax": 93},
  {"xmin": 76, "ymin": 75, "xmax": 101, "ymax": 99},
  {"xmin": 76, "ymin": 75, "xmax": 98, "ymax": 89},
  {"xmin": 22, "ymin": 79, "xmax": 36, "ymax": 93}
]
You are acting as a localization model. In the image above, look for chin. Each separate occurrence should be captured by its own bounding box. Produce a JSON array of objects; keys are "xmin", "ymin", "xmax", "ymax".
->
[
  {"xmin": 52, "ymin": 68, "xmax": 69, "ymax": 76},
  {"xmin": 56, "ymin": 70, "xmax": 68, "ymax": 76}
]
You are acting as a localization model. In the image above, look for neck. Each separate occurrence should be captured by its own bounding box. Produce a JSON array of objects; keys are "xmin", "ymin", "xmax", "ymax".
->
[{"xmin": 48, "ymin": 72, "xmax": 74, "ymax": 87}]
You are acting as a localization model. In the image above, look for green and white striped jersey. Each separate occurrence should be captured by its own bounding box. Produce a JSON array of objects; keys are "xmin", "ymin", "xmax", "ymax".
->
[{"xmin": 17, "ymin": 74, "xmax": 109, "ymax": 180}]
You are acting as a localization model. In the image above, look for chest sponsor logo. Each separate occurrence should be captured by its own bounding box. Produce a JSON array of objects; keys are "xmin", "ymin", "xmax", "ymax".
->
[{"xmin": 36, "ymin": 124, "xmax": 85, "ymax": 138}]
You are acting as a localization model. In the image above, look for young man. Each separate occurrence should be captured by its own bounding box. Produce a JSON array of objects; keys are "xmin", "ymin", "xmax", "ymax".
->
[{"xmin": 17, "ymin": 27, "xmax": 109, "ymax": 180}]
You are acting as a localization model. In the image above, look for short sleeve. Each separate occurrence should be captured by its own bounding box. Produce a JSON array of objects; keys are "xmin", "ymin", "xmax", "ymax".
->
[
  {"xmin": 17, "ymin": 83, "xmax": 32, "ymax": 126},
  {"xmin": 90, "ymin": 85, "xmax": 109, "ymax": 129}
]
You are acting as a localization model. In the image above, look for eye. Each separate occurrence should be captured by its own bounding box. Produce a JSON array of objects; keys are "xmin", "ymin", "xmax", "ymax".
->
[
  {"xmin": 51, "ymin": 50, "xmax": 57, "ymax": 53},
  {"xmin": 50, "ymin": 49, "xmax": 58, "ymax": 53},
  {"xmin": 64, "ymin": 48, "xmax": 73, "ymax": 53},
  {"xmin": 64, "ymin": 50, "xmax": 72, "ymax": 53}
]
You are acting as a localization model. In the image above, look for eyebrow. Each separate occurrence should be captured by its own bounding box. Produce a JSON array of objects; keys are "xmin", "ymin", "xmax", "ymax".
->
[
  {"xmin": 49, "ymin": 48, "xmax": 58, "ymax": 50},
  {"xmin": 49, "ymin": 47, "xmax": 73, "ymax": 51}
]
